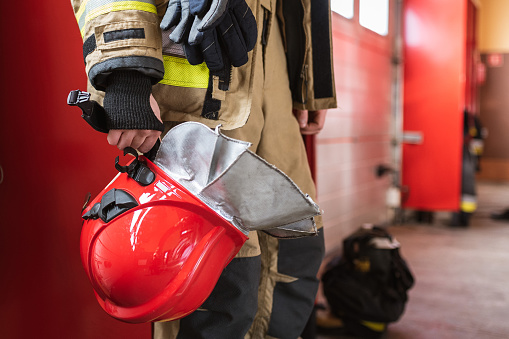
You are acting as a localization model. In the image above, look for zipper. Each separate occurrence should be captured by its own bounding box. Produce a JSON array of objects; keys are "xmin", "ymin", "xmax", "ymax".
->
[
  {"xmin": 262, "ymin": 9, "xmax": 269, "ymax": 47},
  {"xmin": 261, "ymin": 7, "xmax": 270, "ymax": 70},
  {"xmin": 299, "ymin": 64, "xmax": 308, "ymax": 104}
]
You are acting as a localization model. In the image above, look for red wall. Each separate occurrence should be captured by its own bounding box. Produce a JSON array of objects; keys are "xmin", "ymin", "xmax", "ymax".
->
[
  {"xmin": 402, "ymin": 0, "xmax": 467, "ymax": 210},
  {"xmin": 0, "ymin": 2, "xmax": 150, "ymax": 338},
  {"xmin": 317, "ymin": 2, "xmax": 394, "ymax": 249}
]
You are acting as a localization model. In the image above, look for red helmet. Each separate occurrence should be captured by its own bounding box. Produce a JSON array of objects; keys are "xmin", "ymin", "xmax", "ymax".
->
[
  {"xmin": 80, "ymin": 122, "xmax": 320, "ymax": 324},
  {"xmin": 80, "ymin": 151, "xmax": 247, "ymax": 323}
]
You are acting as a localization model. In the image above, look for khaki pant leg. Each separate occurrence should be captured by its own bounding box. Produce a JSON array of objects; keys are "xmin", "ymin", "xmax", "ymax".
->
[
  {"xmin": 238, "ymin": 5, "xmax": 324, "ymax": 338},
  {"xmin": 153, "ymin": 0, "xmax": 267, "ymax": 336},
  {"xmin": 153, "ymin": 108, "xmax": 264, "ymax": 339}
]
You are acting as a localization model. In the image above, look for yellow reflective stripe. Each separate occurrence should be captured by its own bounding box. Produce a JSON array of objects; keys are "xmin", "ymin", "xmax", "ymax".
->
[
  {"xmin": 160, "ymin": 55, "xmax": 209, "ymax": 89},
  {"xmin": 461, "ymin": 194, "xmax": 477, "ymax": 213},
  {"xmin": 360, "ymin": 320, "xmax": 386, "ymax": 332},
  {"xmin": 86, "ymin": 2, "xmax": 156, "ymax": 22},
  {"xmin": 76, "ymin": 0, "xmax": 89, "ymax": 24},
  {"xmin": 76, "ymin": 0, "xmax": 90, "ymax": 36},
  {"xmin": 461, "ymin": 201, "xmax": 477, "ymax": 213},
  {"xmin": 77, "ymin": 1, "xmax": 157, "ymax": 37}
]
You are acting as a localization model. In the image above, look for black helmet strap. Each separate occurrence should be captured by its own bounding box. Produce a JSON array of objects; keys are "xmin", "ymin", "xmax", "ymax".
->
[{"xmin": 115, "ymin": 147, "xmax": 156, "ymax": 186}]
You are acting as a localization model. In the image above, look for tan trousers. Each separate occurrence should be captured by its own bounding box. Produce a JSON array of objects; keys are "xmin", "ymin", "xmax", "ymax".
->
[{"xmin": 153, "ymin": 0, "xmax": 324, "ymax": 337}]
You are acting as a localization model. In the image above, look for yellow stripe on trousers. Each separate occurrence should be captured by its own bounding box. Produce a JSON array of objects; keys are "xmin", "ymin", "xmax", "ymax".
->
[{"xmin": 461, "ymin": 201, "xmax": 477, "ymax": 213}]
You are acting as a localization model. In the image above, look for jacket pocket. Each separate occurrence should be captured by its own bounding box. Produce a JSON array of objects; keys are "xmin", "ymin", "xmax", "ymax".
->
[{"xmin": 156, "ymin": 9, "xmax": 257, "ymax": 130}]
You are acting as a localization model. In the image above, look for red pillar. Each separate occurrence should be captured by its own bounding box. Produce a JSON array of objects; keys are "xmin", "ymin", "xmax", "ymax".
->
[{"xmin": 0, "ymin": 3, "xmax": 150, "ymax": 338}]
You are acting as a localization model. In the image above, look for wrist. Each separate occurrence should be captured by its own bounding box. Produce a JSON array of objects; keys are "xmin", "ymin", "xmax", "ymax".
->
[{"xmin": 103, "ymin": 71, "xmax": 164, "ymax": 131}]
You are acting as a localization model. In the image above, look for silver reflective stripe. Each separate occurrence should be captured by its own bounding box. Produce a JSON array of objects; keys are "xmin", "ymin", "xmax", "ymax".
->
[
  {"xmin": 76, "ymin": 0, "xmax": 157, "ymax": 35},
  {"xmin": 154, "ymin": 122, "xmax": 320, "ymax": 238}
]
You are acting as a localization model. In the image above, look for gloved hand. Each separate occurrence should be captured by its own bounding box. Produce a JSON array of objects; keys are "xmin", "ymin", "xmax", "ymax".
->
[
  {"xmin": 160, "ymin": 0, "xmax": 257, "ymax": 71},
  {"xmin": 160, "ymin": 0, "xmax": 192, "ymax": 44}
]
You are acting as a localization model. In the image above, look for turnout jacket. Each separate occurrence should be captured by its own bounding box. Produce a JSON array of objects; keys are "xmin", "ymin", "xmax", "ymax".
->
[{"xmin": 71, "ymin": 0, "xmax": 336, "ymax": 130}]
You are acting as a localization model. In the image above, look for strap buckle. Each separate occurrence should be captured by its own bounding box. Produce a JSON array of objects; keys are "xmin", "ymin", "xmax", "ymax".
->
[{"xmin": 67, "ymin": 90, "xmax": 91, "ymax": 105}]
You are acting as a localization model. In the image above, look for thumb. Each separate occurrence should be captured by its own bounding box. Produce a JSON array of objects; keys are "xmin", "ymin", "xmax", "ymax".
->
[{"xmin": 293, "ymin": 109, "xmax": 308, "ymax": 128}]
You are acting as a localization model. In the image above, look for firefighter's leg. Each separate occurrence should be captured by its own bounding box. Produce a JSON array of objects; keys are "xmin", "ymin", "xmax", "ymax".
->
[
  {"xmin": 154, "ymin": 0, "xmax": 269, "ymax": 335},
  {"xmin": 153, "ymin": 114, "xmax": 267, "ymax": 338},
  {"xmin": 452, "ymin": 145, "xmax": 477, "ymax": 227},
  {"xmin": 155, "ymin": 0, "xmax": 324, "ymax": 336},
  {"xmin": 152, "ymin": 231, "xmax": 262, "ymax": 339},
  {"xmin": 460, "ymin": 145, "xmax": 477, "ymax": 217},
  {"xmin": 242, "ymin": 4, "xmax": 325, "ymax": 337}
]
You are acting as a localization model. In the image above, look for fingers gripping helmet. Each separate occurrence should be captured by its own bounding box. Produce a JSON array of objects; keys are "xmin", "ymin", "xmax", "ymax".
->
[{"xmin": 80, "ymin": 122, "xmax": 321, "ymax": 323}]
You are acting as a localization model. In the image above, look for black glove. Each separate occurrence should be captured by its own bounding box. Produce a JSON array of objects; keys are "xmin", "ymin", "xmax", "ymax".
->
[
  {"xmin": 160, "ymin": 0, "xmax": 257, "ymax": 71},
  {"xmin": 102, "ymin": 71, "xmax": 164, "ymax": 131}
]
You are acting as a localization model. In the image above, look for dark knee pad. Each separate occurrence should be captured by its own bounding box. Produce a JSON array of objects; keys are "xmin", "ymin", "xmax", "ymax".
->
[
  {"xmin": 268, "ymin": 229, "xmax": 325, "ymax": 338},
  {"xmin": 177, "ymin": 255, "xmax": 261, "ymax": 339}
]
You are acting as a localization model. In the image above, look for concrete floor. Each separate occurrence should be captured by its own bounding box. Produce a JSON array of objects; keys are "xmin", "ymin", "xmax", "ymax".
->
[{"xmin": 317, "ymin": 181, "xmax": 509, "ymax": 339}]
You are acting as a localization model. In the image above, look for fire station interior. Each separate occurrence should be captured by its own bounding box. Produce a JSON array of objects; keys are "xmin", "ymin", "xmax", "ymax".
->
[{"xmin": 1, "ymin": 0, "xmax": 509, "ymax": 338}]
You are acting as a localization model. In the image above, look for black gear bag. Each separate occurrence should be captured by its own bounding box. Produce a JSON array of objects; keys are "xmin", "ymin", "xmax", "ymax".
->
[{"xmin": 321, "ymin": 225, "xmax": 414, "ymax": 338}]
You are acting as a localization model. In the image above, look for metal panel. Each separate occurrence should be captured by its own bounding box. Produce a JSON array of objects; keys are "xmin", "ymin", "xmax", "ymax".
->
[{"xmin": 401, "ymin": 0, "xmax": 466, "ymax": 210}]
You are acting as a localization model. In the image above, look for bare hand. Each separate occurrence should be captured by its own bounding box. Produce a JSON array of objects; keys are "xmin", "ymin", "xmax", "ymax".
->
[
  {"xmin": 106, "ymin": 95, "xmax": 162, "ymax": 153},
  {"xmin": 293, "ymin": 109, "xmax": 327, "ymax": 135}
]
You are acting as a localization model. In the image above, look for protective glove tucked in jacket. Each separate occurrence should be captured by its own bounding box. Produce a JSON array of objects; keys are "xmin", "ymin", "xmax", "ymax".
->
[{"xmin": 160, "ymin": 0, "xmax": 257, "ymax": 71}]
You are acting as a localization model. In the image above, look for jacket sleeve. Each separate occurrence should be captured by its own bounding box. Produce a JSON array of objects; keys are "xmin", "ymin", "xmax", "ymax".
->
[
  {"xmin": 71, "ymin": 0, "xmax": 165, "ymax": 91},
  {"xmin": 280, "ymin": 0, "xmax": 337, "ymax": 111}
]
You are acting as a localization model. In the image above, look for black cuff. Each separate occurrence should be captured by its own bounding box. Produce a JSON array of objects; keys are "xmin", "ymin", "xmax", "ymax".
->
[{"xmin": 103, "ymin": 70, "xmax": 164, "ymax": 131}]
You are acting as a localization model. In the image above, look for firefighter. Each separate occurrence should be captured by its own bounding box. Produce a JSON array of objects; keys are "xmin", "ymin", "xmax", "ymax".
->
[{"xmin": 70, "ymin": 0, "xmax": 336, "ymax": 337}]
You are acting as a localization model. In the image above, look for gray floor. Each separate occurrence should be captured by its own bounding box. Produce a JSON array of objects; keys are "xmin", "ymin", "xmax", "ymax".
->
[{"xmin": 318, "ymin": 181, "xmax": 509, "ymax": 339}]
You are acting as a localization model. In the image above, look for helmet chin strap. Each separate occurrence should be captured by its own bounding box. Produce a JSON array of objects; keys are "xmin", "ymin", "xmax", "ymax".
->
[
  {"xmin": 82, "ymin": 188, "xmax": 139, "ymax": 223},
  {"xmin": 115, "ymin": 147, "xmax": 157, "ymax": 186}
]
